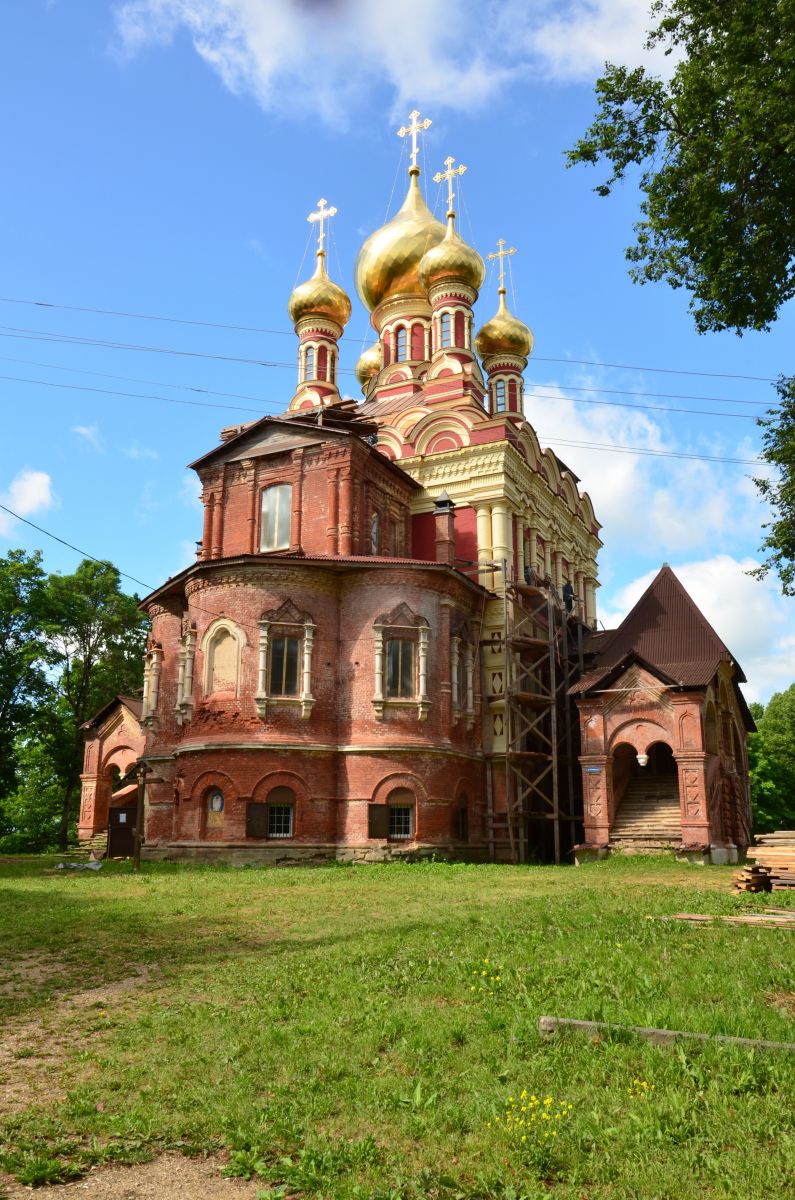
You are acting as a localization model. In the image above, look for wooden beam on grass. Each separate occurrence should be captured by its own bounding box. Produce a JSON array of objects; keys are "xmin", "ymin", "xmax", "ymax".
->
[{"xmin": 539, "ymin": 1015, "xmax": 795, "ymax": 1054}]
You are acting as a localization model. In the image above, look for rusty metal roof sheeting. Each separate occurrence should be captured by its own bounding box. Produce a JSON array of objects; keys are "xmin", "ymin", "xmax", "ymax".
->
[{"xmin": 571, "ymin": 564, "xmax": 744, "ymax": 693}]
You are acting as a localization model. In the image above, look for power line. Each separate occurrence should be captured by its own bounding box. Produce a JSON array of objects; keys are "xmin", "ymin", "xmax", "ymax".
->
[
  {"xmin": 0, "ymin": 295, "xmax": 782, "ymax": 384},
  {"xmin": 525, "ymin": 377, "xmax": 769, "ymax": 408},
  {"xmin": 0, "ymin": 502, "xmax": 155, "ymax": 591},
  {"xmin": 0, "ymin": 369, "xmax": 763, "ymax": 427},
  {"xmin": 536, "ymin": 435, "xmax": 761, "ymax": 468}
]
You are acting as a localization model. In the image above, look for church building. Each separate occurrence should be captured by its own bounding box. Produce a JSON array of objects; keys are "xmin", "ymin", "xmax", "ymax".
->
[{"xmin": 78, "ymin": 113, "xmax": 753, "ymax": 865}]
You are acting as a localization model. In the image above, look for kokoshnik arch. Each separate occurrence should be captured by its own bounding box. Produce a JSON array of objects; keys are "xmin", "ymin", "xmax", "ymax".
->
[{"xmin": 78, "ymin": 112, "xmax": 753, "ymax": 865}]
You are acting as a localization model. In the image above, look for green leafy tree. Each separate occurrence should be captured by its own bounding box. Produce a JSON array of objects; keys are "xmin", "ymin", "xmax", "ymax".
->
[
  {"xmin": 752, "ymin": 378, "xmax": 795, "ymax": 595},
  {"xmin": 567, "ymin": 0, "xmax": 795, "ymax": 594},
  {"xmin": 0, "ymin": 737, "xmax": 63, "ymax": 853},
  {"xmin": 0, "ymin": 550, "xmax": 48, "ymax": 818},
  {"xmin": 566, "ymin": 0, "xmax": 795, "ymax": 334},
  {"xmin": 40, "ymin": 560, "xmax": 148, "ymax": 850},
  {"xmin": 747, "ymin": 685, "xmax": 795, "ymax": 833}
]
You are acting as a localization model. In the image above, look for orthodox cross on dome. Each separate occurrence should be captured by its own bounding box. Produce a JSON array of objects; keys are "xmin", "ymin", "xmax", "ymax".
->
[
  {"xmin": 397, "ymin": 109, "xmax": 432, "ymax": 170},
  {"xmin": 307, "ymin": 197, "xmax": 337, "ymax": 254},
  {"xmin": 487, "ymin": 238, "xmax": 516, "ymax": 291},
  {"xmin": 433, "ymin": 155, "xmax": 467, "ymax": 212}
]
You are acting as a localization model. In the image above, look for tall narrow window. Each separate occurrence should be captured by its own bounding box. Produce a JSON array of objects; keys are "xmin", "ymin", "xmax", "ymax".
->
[
  {"xmin": 260, "ymin": 484, "xmax": 292, "ymax": 552},
  {"xmin": 440, "ymin": 312, "xmax": 452, "ymax": 348},
  {"xmin": 386, "ymin": 638, "xmax": 415, "ymax": 698},
  {"xmin": 495, "ymin": 379, "xmax": 506, "ymax": 412},
  {"xmin": 304, "ymin": 345, "xmax": 315, "ymax": 381},
  {"xmin": 370, "ymin": 512, "xmax": 379, "ymax": 554},
  {"xmin": 395, "ymin": 326, "xmax": 407, "ymax": 361},
  {"xmin": 269, "ymin": 635, "xmax": 300, "ymax": 696}
]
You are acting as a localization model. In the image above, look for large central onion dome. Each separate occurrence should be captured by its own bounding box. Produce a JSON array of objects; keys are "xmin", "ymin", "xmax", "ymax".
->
[
  {"xmin": 419, "ymin": 214, "xmax": 485, "ymax": 294},
  {"xmin": 288, "ymin": 250, "xmax": 352, "ymax": 329},
  {"xmin": 475, "ymin": 290, "xmax": 534, "ymax": 359},
  {"xmin": 355, "ymin": 168, "xmax": 446, "ymax": 311}
]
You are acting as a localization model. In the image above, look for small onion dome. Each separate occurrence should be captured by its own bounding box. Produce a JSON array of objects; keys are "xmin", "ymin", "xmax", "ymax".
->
[
  {"xmin": 288, "ymin": 251, "xmax": 351, "ymax": 329},
  {"xmin": 355, "ymin": 169, "xmax": 446, "ymax": 311},
  {"xmin": 419, "ymin": 214, "xmax": 485, "ymax": 293},
  {"xmin": 355, "ymin": 340, "xmax": 383, "ymax": 387},
  {"xmin": 475, "ymin": 290, "xmax": 534, "ymax": 359}
]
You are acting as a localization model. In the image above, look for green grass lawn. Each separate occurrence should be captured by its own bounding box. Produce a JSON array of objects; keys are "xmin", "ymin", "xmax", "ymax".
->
[{"xmin": 1, "ymin": 855, "xmax": 794, "ymax": 1198}]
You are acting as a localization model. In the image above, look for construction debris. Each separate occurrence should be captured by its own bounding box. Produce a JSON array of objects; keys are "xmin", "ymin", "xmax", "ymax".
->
[{"xmin": 734, "ymin": 831, "xmax": 795, "ymax": 893}]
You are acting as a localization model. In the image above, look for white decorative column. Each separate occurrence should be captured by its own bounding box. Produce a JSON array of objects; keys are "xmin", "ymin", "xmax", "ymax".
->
[
  {"xmin": 182, "ymin": 628, "xmax": 196, "ymax": 720},
  {"xmin": 491, "ymin": 503, "xmax": 512, "ymax": 591},
  {"xmin": 255, "ymin": 620, "xmax": 270, "ymax": 718},
  {"xmin": 476, "ymin": 503, "xmax": 493, "ymax": 591},
  {"xmin": 141, "ymin": 654, "xmax": 152, "ymax": 719},
  {"xmin": 585, "ymin": 577, "xmax": 597, "ymax": 626},
  {"xmin": 372, "ymin": 626, "xmax": 385, "ymax": 720},
  {"xmin": 300, "ymin": 623, "xmax": 316, "ymax": 718},
  {"xmin": 418, "ymin": 626, "xmax": 430, "ymax": 721},
  {"xmin": 516, "ymin": 517, "xmax": 526, "ymax": 581},
  {"xmin": 543, "ymin": 538, "xmax": 552, "ymax": 581},
  {"xmin": 464, "ymin": 642, "xmax": 475, "ymax": 730},
  {"xmin": 148, "ymin": 647, "xmax": 163, "ymax": 716},
  {"xmin": 450, "ymin": 635, "xmax": 461, "ymax": 714}
]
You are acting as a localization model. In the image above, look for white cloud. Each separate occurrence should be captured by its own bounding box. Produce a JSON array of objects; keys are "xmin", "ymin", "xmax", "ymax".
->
[
  {"xmin": 124, "ymin": 441, "xmax": 159, "ymax": 461},
  {"xmin": 523, "ymin": 377, "xmax": 767, "ymax": 565},
  {"xmin": 113, "ymin": 0, "xmax": 667, "ymax": 125},
  {"xmin": 179, "ymin": 472, "xmax": 203, "ymax": 509},
  {"xmin": 0, "ymin": 468, "xmax": 55, "ymax": 536},
  {"xmin": 600, "ymin": 555, "xmax": 795, "ymax": 705},
  {"xmin": 72, "ymin": 424, "xmax": 104, "ymax": 453}
]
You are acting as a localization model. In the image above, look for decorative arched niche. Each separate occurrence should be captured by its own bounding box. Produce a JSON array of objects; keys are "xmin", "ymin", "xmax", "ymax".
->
[{"xmin": 201, "ymin": 619, "xmax": 245, "ymax": 697}]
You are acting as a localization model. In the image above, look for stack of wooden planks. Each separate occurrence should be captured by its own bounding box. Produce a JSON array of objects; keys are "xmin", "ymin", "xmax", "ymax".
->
[{"xmin": 734, "ymin": 831, "xmax": 795, "ymax": 892}]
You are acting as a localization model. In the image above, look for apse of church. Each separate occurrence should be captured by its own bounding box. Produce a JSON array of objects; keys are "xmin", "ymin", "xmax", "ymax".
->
[{"xmin": 78, "ymin": 110, "xmax": 615, "ymax": 865}]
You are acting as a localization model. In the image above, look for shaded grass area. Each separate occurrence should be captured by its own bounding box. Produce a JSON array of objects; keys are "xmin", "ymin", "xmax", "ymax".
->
[{"xmin": 1, "ymin": 855, "xmax": 794, "ymax": 1197}]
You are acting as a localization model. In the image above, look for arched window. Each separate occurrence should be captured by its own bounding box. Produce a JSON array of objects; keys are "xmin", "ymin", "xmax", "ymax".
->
[
  {"xmin": 387, "ymin": 787, "xmax": 414, "ymax": 840},
  {"xmin": 260, "ymin": 483, "xmax": 292, "ymax": 552},
  {"xmin": 304, "ymin": 345, "xmax": 315, "ymax": 382},
  {"xmin": 371, "ymin": 512, "xmax": 379, "ymax": 554},
  {"xmin": 268, "ymin": 785, "xmax": 295, "ymax": 838},
  {"xmin": 454, "ymin": 310, "xmax": 465, "ymax": 347},
  {"xmin": 317, "ymin": 345, "xmax": 328, "ymax": 381},
  {"xmin": 395, "ymin": 326, "xmax": 407, "ymax": 361},
  {"xmin": 494, "ymin": 379, "xmax": 506, "ymax": 412},
  {"xmin": 440, "ymin": 312, "xmax": 452, "ymax": 348}
]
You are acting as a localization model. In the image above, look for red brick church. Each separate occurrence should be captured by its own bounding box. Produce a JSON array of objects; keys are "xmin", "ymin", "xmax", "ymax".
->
[{"xmin": 78, "ymin": 114, "xmax": 753, "ymax": 865}]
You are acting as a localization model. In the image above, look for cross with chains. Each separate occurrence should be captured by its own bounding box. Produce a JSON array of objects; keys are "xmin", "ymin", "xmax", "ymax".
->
[
  {"xmin": 397, "ymin": 109, "xmax": 432, "ymax": 170},
  {"xmin": 487, "ymin": 238, "xmax": 516, "ymax": 290},
  {"xmin": 433, "ymin": 155, "xmax": 467, "ymax": 211},
  {"xmin": 307, "ymin": 197, "xmax": 337, "ymax": 253}
]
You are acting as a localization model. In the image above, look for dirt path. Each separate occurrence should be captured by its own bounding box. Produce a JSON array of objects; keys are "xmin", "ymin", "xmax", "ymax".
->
[{"xmin": 0, "ymin": 1154, "xmax": 267, "ymax": 1199}]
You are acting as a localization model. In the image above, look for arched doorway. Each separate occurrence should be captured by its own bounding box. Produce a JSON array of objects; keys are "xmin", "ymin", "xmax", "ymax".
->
[{"xmin": 611, "ymin": 739, "xmax": 681, "ymax": 848}]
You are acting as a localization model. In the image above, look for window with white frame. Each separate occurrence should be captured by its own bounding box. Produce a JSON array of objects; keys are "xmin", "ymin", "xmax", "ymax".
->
[
  {"xmin": 304, "ymin": 345, "xmax": 316, "ymax": 381},
  {"xmin": 256, "ymin": 601, "xmax": 315, "ymax": 718},
  {"xmin": 260, "ymin": 484, "xmax": 292, "ymax": 552},
  {"xmin": 395, "ymin": 326, "xmax": 407, "ymax": 361},
  {"xmin": 494, "ymin": 378, "xmax": 506, "ymax": 412},
  {"xmin": 440, "ymin": 312, "xmax": 452, "ymax": 348},
  {"xmin": 450, "ymin": 628, "xmax": 476, "ymax": 728},
  {"xmin": 372, "ymin": 605, "xmax": 430, "ymax": 721}
]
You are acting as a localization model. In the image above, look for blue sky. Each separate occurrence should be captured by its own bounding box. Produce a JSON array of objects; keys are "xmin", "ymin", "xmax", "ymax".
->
[{"xmin": 1, "ymin": 0, "xmax": 792, "ymax": 702}]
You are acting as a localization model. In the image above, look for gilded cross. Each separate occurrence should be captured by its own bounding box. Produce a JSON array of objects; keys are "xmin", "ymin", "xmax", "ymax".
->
[
  {"xmin": 487, "ymin": 238, "xmax": 516, "ymax": 290},
  {"xmin": 397, "ymin": 108, "xmax": 432, "ymax": 170},
  {"xmin": 433, "ymin": 155, "xmax": 467, "ymax": 211},
  {"xmin": 307, "ymin": 197, "xmax": 337, "ymax": 253}
]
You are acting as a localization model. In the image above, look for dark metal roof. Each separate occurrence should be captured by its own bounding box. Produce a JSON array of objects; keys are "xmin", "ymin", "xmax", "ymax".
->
[
  {"xmin": 81, "ymin": 694, "xmax": 143, "ymax": 730},
  {"xmin": 571, "ymin": 564, "xmax": 744, "ymax": 694}
]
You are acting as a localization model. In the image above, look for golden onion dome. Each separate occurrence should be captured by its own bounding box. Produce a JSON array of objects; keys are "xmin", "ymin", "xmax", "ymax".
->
[
  {"xmin": 288, "ymin": 251, "xmax": 352, "ymax": 329},
  {"xmin": 475, "ymin": 290, "xmax": 534, "ymax": 360},
  {"xmin": 419, "ymin": 214, "xmax": 485, "ymax": 293},
  {"xmin": 355, "ymin": 340, "xmax": 383, "ymax": 387},
  {"xmin": 355, "ymin": 168, "xmax": 446, "ymax": 311}
]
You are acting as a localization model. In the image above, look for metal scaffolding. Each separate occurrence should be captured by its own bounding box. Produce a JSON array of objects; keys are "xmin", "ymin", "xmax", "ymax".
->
[{"xmin": 500, "ymin": 575, "xmax": 587, "ymax": 864}]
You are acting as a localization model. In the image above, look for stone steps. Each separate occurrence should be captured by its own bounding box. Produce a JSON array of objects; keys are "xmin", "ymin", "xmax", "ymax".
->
[{"xmin": 612, "ymin": 777, "xmax": 681, "ymax": 847}]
